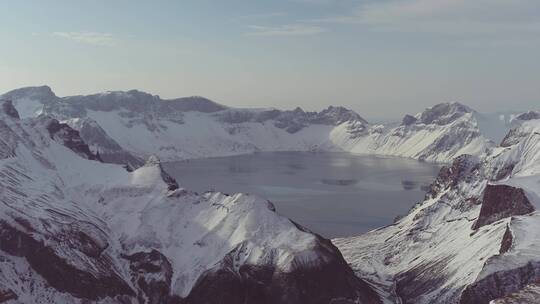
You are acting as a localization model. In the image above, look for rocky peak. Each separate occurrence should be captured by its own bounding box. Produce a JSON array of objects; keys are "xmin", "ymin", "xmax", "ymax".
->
[
  {"xmin": 168, "ymin": 96, "xmax": 227, "ymax": 113},
  {"xmin": 143, "ymin": 155, "xmax": 179, "ymax": 191},
  {"xmin": 419, "ymin": 102, "xmax": 474, "ymax": 125},
  {"xmin": 427, "ymin": 154, "xmax": 480, "ymax": 198},
  {"xmin": 317, "ymin": 105, "xmax": 368, "ymax": 125},
  {"xmin": 1, "ymin": 99, "xmax": 20, "ymax": 119},
  {"xmin": 401, "ymin": 114, "xmax": 418, "ymax": 126},
  {"xmin": 1, "ymin": 85, "xmax": 57, "ymax": 102}
]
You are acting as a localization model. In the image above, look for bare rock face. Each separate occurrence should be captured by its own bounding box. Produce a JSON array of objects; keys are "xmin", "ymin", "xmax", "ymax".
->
[
  {"xmin": 460, "ymin": 261, "xmax": 540, "ymax": 304},
  {"xmin": 186, "ymin": 238, "xmax": 382, "ymax": 304},
  {"xmin": 426, "ymin": 154, "xmax": 480, "ymax": 199},
  {"xmin": 1, "ymin": 100, "xmax": 19, "ymax": 119},
  {"xmin": 45, "ymin": 118, "xmax": 102, "ymax": 161},
  {"xmin": 0, "ymin": 220, "xmax": 134, "ymax": 301},
  {"xmin": 419, "ymin": 102, "xmax": 473, "ymax": 125},
  {"xmin": 122, "ymin": 250, "xmax": 181, "ymax": 304},
  {"xmin": 218, "ymin": 106, "xmax": 367, "ymax": 134},
  {"xmin": 490, "ymin": 282, "xmax": 540, "ymax": 304},
  {"xmin": 473, "ymin": 185, "xmax": 535, "ymax": 230},
  {"xmin": 499, "ymin": 225, "xmax": 513, "ymax": 254},
  {"xmin": 73, "ymin": 117, "xmax": 144, "ymax": 168},
  {"xmin": 144, "ymin": 155, "xmax": 179, "ymax": 190},
  {"xmin": 515, "ymin": 111, "xmax": 540, "ymax": 121},
  {"xmin": 401, "ymin": 114, "xmax": 417, "ymax": 126}
]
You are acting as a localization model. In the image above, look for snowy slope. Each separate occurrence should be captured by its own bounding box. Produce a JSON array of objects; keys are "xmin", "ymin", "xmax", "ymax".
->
[
  {"xmin": 334, "ymin": 113, "xmax": 540, "ymax": 304},
  {"xmin": 0, "ymin": 100, "xmax": 380, "ymax": 303},
  {"xmin": 2, "ymin": 86, "xmax": 498, "ymax": 164},
  {"xmin": 331, "ymin": 103, "xmax": 495, "ymax": 163}
]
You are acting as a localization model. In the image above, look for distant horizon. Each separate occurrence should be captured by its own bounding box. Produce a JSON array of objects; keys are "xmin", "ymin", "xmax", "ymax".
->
[{"xmin": 2, "ymin": 84, "xmax": 535, "ymax": 124}]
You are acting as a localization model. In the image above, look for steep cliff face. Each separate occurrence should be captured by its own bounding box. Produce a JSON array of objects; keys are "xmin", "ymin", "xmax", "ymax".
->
[
  {"xmin": 334, "ymin": 113, "xmax": 540, "ymax": 304},
  {"xmin": 490, "ymin": 282, "xmax": 540, "ymax": 304},
  {"xmin": 472, "ymin": 185, "xmax": 534, "ymax": 229},
  {"xmin": 0, "ymin": 100, "xmax": 380, "ymax": 303}
]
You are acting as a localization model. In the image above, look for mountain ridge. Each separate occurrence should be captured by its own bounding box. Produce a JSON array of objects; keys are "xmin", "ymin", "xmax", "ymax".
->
[{"xmin": 2, "ymin": 86, "xmax": 501, "ymax": 164}]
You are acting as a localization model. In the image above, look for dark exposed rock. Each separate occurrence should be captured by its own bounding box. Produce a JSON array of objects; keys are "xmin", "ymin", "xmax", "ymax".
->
[
  {"xmin": 122, "ymin": 250, "xmax": 180, "ymax": 304},
  {"xmin": 217, "ymin": 106, "xmax": 367, "ymax": 134},
  {"xmin": 1, "ymin": 100, "xmax": 20, "ymax": 119},
  {"xmin": 401, "ymin": 114, "xmax": 417, "ymax": 126},
  {"xmin": 145, "ymin": 155, "xmax": 179, "ymax": 191},
  {"xmin": 460, "ymin": 261, "xmax": 540, "ymax": 304},
  {"xmin": 421, "ymin": 102, "xmax": 472, "ymax": 124},
  {"xmin": 500, "ymin": 128, "xmax": 527, "ymax": 147},
  {"xmin": 0, "ymin": 220, "xmax": 134, "ymax": 300},
  {"xmin": 419, "ymin": 102, "xmax": 473, "ymax": 126},
  {"xmin": 473, "ymin": 185, "xmax": 534, "ymax": 230},
  {"xmin": 45, "ymin": 119, "xmax": 102, "ymax": 161},
  {"xmin": 499, "ymin": 225, "xmax": 513, "ymax": 254},
  {"xmin": 0, "ymin": 288, "xmax": 17, "ymax": 303},
  {"xmin": 167, "ymin": 96, "xmax": 227, "ymax": 113},
  {"xmin": 75, "ymin": 118, "xmax": 144, "ymax": 168},
  {"xmin": 490, "ymin": 282, "xmax": 540, "ymax": 304},
  {"xmin": 426, "ymin": 154, "xmax": 480, "ymax": 199},
  {"xmin": 515, "ymin": 111, "xmax": 540, "ymax": 121},
  {"xmin": 186, "ymin": 240, "xmax": 382, "ymax": 304}
]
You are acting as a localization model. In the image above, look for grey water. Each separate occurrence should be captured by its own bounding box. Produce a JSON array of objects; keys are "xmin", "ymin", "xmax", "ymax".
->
[{"xmin": 163, "ymin": 152, "xmax": 441, "ymax": 238}]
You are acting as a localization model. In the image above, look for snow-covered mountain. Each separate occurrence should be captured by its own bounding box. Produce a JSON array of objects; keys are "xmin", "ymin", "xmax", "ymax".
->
[
  {"xmin": 1, "ymin": 86, "xmax": 536, "ymax": 303},
  {"xmin": 2, "ymin": 86, "xmax": 501, "ymax": 164},
  {"xmin": 0, "ymin": 99, "xmax": 381, "ymax": 303},
  {"xmin": 334, "ymin": 111, "xmax": 540, "ymax": 303}
]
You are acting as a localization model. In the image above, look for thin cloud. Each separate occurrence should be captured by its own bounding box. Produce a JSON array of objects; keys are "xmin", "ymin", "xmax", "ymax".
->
[
  {"xmin": 236, "ymin": 12, "xmax": 288, "ymax": 20},
  {"xmin": 307, "ymin": 0, "xmax": 540, "ymax": 36},
  {"xmin": 245, "ymin": 24, "xmax": 326, "ymax": 36},
  {"xmin": 53, "ymin": 32, "xmax": 117, "ymax": 46}
]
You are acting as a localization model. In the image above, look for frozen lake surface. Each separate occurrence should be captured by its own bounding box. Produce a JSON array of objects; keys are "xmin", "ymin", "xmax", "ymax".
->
[{"xmin": 164, "ymin": 152, "xmax": 441, "ymax": 238}]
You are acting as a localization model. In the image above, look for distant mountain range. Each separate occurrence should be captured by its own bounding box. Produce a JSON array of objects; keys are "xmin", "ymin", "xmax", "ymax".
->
[
  {"xmin": 1, "ymin": 86, "xmax": 539, "ymax": 303},
  {"xmin": 1, "ymin": 86, "xmax": 513, "ymax": 165}
]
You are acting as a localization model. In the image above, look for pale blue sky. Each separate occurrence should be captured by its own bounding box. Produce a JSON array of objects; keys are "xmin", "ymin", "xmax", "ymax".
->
[{"xmin": 1, "ymin": 0, "xmax": 539, "ymax": 118}]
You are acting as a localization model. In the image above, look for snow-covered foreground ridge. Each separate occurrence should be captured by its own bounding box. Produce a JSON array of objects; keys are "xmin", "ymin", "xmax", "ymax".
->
[
  {"xmin": 2, "ymin": 86, "xmax": 504, "ymax": 164},
  {"xmin": 334, "ymin": 111, "xmax": 540, "ymax": 303},
  {"xmin": 0, "ymin": 100, "xmax": 381, "ymax": 303}
]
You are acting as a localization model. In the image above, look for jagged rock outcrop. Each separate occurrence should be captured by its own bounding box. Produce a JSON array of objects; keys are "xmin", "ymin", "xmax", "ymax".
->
[
  {"xmin": 419, "ymin": 102, "xmax": 472, "ymax": 125},
  {"xmin": 460, "ymin": 261, "xmax": 540, "ymax": 304},
  {"xmin": 122, "ymin": 250, "xmax": 179, "ymax": 304},
  {"xmin": 515, "ymin": 111, "xmax": 540, "ymax": 121},
  {"xmin": 473, "ymin": 185, "xmax": 534, "ymax": 229},
  {"xmin": 401, "ymin": 114, "xmax": 417, "ymax": 126}
]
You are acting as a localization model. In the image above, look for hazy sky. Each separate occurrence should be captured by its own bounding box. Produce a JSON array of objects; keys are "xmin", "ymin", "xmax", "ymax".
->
[{"xmin": 1, "ymin": 0, "xmax": 539, "ymax": 119}]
